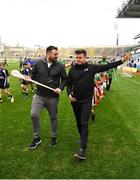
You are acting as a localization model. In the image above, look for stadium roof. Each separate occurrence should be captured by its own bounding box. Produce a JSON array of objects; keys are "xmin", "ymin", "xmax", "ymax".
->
[
  {"xmin": 117, "ymin": 0, "xmax": 140, "ymax": 18},
  {"xmin": 134, "ymin": 33, "xmax": 140, "ymax": 39}
]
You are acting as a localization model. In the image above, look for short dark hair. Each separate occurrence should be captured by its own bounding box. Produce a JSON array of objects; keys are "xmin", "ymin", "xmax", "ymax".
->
[
  {"xmin": 46, "ymin": 46, "xmax": 58, "ymax": 53},
  {"xmin": 75, "ymin": 49, "xmax": 87, "ymax": 57}
]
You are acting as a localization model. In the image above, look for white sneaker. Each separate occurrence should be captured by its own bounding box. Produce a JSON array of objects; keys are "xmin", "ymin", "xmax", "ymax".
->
[{"xmin": 10, "ymin": 96, "xmax": 14, "ymax": 103}]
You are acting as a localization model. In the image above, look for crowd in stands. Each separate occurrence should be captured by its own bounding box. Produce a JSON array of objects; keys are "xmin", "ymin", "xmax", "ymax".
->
[{"xmin": 128, "ymin": 57, "xmax": 140, "ymax": 68}]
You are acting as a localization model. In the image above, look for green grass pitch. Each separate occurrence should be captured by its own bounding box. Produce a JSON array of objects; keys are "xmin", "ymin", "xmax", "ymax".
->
[{"xmin": 0, "ymin": 61, "xmax": 140, "ymax": 178}]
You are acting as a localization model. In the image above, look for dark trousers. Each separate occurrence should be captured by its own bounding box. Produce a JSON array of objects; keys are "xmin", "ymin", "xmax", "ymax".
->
[
  {"xmin": 106, "ymin": 77, "xmax": 112, "ymax": 91},
  {"xmin": 71, "ymin": 100, "xmax": 92, "ymax": 150}
]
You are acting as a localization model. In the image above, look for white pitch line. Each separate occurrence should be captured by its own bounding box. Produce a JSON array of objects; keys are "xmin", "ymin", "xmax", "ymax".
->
[{"xmin": 126, "ymin": 78, "xmax": 140, "ymax": 85}]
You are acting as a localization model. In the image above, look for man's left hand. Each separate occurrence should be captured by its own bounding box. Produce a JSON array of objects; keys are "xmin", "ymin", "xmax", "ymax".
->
[{"xmin": 122, "ymin": 52, "xmax": 131, "ymax": 62}]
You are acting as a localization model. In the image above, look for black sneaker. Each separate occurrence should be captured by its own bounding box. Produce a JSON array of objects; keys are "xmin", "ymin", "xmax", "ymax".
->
[
  {"xmin": 50, "ymin": 137, "xmax": 57, "ymax": 147},
  {"xmin": 74, "ymin": 148, "xmax": 86, "ymax": 160},
  {"xmin": 29, "ymin": 137, "xmax": 41, "ymax": 150}
]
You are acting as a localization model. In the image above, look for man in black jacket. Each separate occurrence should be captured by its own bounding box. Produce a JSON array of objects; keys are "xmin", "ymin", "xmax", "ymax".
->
[
  {"xmin": 29, "ymin": 46, "xmax": 67, "ymax": 150},
  {"xmin": 67, "ymin": 49, "xmax": 128, "ymax": 160}
]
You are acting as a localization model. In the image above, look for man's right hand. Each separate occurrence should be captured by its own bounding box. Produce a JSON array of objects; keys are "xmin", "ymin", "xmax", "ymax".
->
[
  {"xmin": 24, "ymin": 75, "xmax": 31, "ymax": 81},
  {"xmin": 69, "ymin": 94, "xmax": 76, "ymax": 102}
]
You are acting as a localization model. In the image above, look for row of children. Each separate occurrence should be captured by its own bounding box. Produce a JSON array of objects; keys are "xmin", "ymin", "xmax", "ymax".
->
[
  {"xmin": 93, "ymin": 71, "xmax": 114, "ymax": 106},
  {"xmin": 0, "ymin": 60, "xmax": 36, "ymax": 103},
  {"xmin": 20, "ymin": 61, "xmax": 35, "ymax": 98},
  {"xmin": 91, "ymin": 54, "xmax": 117, "ymax": 120},
  {"xmin": 0, "ymin": 62, "xmax": 14, "ymax": 103}
]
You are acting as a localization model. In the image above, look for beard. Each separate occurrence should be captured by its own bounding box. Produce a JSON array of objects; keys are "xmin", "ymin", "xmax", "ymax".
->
[{"xmin": 49, "ymin": 57, "xmax": 57, "ymax": 62}]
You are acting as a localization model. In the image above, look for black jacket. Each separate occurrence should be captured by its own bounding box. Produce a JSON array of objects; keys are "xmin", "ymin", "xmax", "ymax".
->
[
  {"xmin": 67, "ymin": 60, "xmax": 123, "ymax": 103},
  {"xmin": 31, "ymin": 59, "xmax": 67, "ymax": 97}
]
